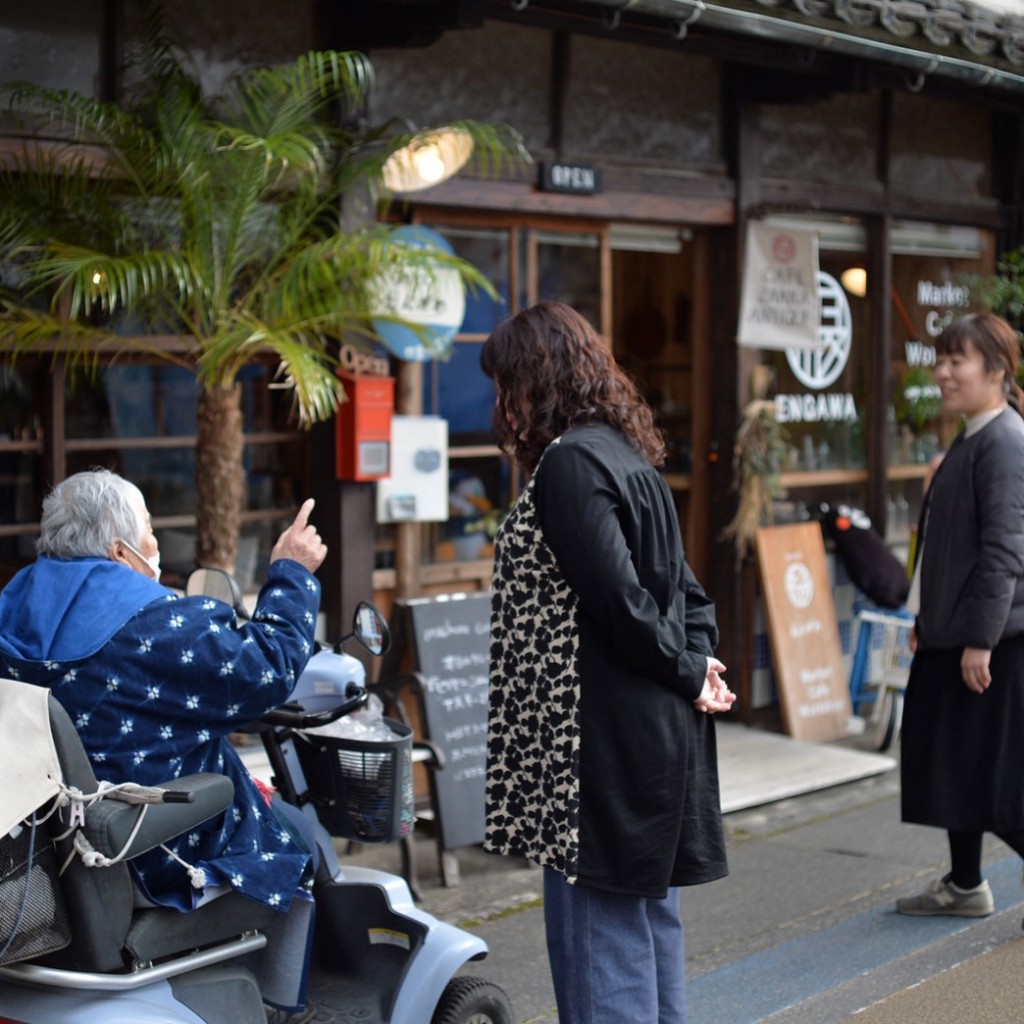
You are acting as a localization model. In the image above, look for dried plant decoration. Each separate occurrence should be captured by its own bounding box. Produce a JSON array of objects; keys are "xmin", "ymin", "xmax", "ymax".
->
[{"xmin": 721, "ymin": 365, "xmax": 789, "ymax": 564}]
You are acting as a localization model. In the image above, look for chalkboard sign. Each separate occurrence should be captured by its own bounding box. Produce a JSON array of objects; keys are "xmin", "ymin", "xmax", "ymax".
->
[
  {"xmin": 389, "ymin": 592, "xmax": 491, "ymax": 853},
  {"xmin": 755, "ymin": 523, "xmax": 852, "ymax": 743}
]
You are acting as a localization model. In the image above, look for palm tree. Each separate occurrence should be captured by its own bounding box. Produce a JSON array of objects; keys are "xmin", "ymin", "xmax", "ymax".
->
[{"xmin": 0, "ymin": 19, "xmax": 526, "ymax": 571}]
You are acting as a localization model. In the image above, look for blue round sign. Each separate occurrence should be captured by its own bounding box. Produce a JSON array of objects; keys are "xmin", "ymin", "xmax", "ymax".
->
[{"xmin": 372, "ymin": 226, "xmax": 466, "ymax": 362}]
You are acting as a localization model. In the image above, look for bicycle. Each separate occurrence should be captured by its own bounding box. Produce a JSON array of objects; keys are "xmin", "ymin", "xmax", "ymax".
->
[{"xmin": 848, "ymin": 607, "xmax": 914, "ymax": 752}]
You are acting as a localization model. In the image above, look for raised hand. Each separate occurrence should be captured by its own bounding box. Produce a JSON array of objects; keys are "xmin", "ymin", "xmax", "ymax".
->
[{"xmin": 269, "ymin": 498, "xmax": 327, "ymax": 574}]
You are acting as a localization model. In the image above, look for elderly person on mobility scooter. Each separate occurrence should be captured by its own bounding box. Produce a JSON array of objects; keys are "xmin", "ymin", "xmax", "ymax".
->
[{"xmin": 0, "ymin": 469, "xmax": 326, "ymax": 1023}]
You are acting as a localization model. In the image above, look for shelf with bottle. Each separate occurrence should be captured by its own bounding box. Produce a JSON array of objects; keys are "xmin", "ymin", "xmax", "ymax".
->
[
  {"xmin": 777, "ymin": 468, "xmax": 869, "ymax": 488},
  {"xmin": 886, "ymin": 464, "xmax": 930, "ymax": 481}
]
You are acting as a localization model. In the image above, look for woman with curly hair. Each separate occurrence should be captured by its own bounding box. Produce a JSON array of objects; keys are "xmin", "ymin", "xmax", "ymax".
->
[{"xmin": 481, "ymin": 301, "xmax": 735, "ymax": 1024}]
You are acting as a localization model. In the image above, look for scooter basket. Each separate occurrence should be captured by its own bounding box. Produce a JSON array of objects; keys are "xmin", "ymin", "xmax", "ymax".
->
[
  {"xmin": 0, "ymin": 823, "xmax": 71, "ymax": 966},
  {"xmin": 294, "ymin": 719, "xmax": 415, "ymax": 843}
]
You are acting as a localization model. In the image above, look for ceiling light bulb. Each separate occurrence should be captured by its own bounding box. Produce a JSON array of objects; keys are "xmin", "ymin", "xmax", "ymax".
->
[
  {"xmin": 413, "ymin": 144, "xmax": 447, "ymax": 184},
  {"xmin": 382, "ymin": 127, "xmax": 474, "ymax": 193},
  {"xmin": 840, "ymin": 267, "xmax": 867, "ymax": 298}
]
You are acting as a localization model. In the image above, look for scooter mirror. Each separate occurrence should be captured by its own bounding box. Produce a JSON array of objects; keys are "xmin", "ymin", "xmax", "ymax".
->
[
  {"xmin": 353, "ymin": 601, "xmax": 390, "ymax": 656},
  {"xmin": 185, "ymin": 567, "xmax": 248, "ymax": 619}
]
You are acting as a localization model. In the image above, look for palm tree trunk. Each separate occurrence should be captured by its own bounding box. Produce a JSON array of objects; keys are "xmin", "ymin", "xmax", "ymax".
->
[{"xmin": 195, "ymin": 384, "xmax": 245, "ymax": 572}]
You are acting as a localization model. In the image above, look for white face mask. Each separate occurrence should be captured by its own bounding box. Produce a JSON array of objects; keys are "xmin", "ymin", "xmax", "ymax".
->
[{"xmin": 120, "ymin": 539, "xmax": 162, "ymax": 583}]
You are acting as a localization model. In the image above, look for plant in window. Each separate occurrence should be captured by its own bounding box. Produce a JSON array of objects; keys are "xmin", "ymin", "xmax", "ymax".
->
[
  {"xmin": 964, "ymin": 247, "xmax": 1024, "ymax": 388},
  {"xmin": 967, "ymin": 247, "xmax": 1024, "ymax": 335},
  {"xmin": 0, "ymin": 9, "xmax": 527, "ymax": 573},
  {"xmin": 896, "ymin": 366, "xmax": 942, "ymax": 434}
]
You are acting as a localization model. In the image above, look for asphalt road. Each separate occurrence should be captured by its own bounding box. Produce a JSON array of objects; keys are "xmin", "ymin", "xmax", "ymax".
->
[{"xmin": 331, "ymin": 757, "xmax": 1024, "ymax": 1023}]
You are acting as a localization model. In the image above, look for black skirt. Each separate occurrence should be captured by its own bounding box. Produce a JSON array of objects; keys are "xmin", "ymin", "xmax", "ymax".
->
[{"xmin": 901, "ymin": 634, "xmax": 1024, "ymax": 832}]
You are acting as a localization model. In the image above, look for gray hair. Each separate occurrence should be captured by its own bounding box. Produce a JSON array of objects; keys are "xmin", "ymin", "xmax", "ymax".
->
[{"xmin": 37, "ymin": 470, "xmax": 147, "ymax": 559}]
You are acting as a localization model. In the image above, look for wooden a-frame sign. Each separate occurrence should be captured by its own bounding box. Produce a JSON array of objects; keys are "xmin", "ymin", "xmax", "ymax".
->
[{"xmin": 755, "ymin": 523, "xmax": 852, "ymax": 742}]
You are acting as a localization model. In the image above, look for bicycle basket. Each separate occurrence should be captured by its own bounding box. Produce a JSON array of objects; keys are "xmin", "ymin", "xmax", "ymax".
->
[
  {"xmin": 0, "ymin": 821, "xmax": 71, "ymax": 966},
  {"xmin": 294, "ymin": 719, "xmax": 415, "ymax": 843}
]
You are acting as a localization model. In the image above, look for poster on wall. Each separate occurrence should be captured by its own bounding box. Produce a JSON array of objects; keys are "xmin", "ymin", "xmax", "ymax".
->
[
  {"xmin": 737, "ymin": 222, "xmax": 821, "ymax": 351},
  {"xmin": 375, "ymin": 415, "xmax": 449, "ymax": 523}
]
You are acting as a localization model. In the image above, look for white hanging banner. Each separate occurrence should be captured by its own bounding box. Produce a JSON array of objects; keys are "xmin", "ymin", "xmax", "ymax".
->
[{"xmin": 737, "ymin": 222, "xmax": 821, "ymax": 351}]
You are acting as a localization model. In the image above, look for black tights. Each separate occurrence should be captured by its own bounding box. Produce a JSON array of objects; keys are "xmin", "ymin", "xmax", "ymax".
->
[{"xmin": 948, "ymin": 828, "xmax": 1024, "ymax": 889}]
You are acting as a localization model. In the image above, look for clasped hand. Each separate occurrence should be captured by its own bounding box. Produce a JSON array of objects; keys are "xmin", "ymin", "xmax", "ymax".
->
[{"xmin": 693, "ymin": 657, "xmax": 736, "ymax": 714}]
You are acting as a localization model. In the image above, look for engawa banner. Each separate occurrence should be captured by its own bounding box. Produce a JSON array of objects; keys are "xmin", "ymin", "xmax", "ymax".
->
[{"xmin": 737, "ymin": 222, "xmax": 821, "ymax": 351}]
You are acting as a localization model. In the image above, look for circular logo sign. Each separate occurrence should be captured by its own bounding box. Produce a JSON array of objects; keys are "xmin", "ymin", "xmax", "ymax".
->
[
  {"xmin": 372, "ymin": 226, "xmax": 466, "ymax": 362},
  {"xmin": 784, "ymin": 562, "xmax": 814, "ymax": 610},
  {"xmin": 785, "ymin": 271, "xmax": 852, "ymax": 390},
  {"xmin": 772, "ymin": 232, "xmax": 797, "ymax": 263}
]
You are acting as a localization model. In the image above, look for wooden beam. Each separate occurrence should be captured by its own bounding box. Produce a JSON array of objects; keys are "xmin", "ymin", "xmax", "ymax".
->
[{"xmin": 407, "ymin": 176, "xmax": 735, "ymax": 226}]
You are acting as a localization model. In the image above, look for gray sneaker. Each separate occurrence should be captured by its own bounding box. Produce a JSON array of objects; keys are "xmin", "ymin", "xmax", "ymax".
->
[{"xmin": 896, "ymin": 876, "xmax": 994, "ymax": 917}]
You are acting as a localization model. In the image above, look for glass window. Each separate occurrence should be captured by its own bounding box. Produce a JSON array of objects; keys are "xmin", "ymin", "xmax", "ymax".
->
[
  {"xmin": 405, "ymin": 221, "xmax": 606, "ymax": 567},
  {"xmin": 421, "ymin": 338, "xmax": 509, "ymax": 564},
  {"xmin": 0, "ymin": 364, "xmax": 45, "ymax": 570},
  {"xmin": 437, "ymin": 226, "xmax": 510, "ymax": 336},
  {"xmin": 885, "ymin": 222, "xmax": 996, "ymax": 542},
  {"xmin": 531, "ymin": 230, "xmax": 601, "ymax": 327},
  {"xmin": 422, "ymin": 225, "xmax": 508, "ymax": 442},
  {"xmin": 752, "ymin": 216, "xmax": 871, "ymax": 521},
  {"xmin": 63, "ymin": 360, "xmax": 307, "ymax": 584}
]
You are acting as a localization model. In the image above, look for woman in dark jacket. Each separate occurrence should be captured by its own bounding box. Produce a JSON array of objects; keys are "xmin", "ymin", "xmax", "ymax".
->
[
  {"xmin": 481, "ymin": 301, "xmax": 735, "ymax": 1024},
  {"xmin": 897, "ymin": 312, "xmax": 1024, "ymax": 919}
]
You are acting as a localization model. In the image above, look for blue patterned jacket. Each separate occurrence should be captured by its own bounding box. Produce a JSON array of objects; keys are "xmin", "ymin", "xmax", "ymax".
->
[{"xmin": 0, "ymin": 555, "xmax": 319, "ymax": 912}]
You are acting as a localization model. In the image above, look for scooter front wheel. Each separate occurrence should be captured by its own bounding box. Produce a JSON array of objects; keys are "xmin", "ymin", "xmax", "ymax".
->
[{"xmin": 431, "ymin": 976, "xmax": 514, "ymax": 1024}]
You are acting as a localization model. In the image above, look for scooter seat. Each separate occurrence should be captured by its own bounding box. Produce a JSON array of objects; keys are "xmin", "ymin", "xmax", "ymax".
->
[
  {"xmin": 35, "ymin": 693, "xmax": 282, "ymax": 974},
  {"xmin": 124, "ymin": 892, "xmax": 280, "ymax": 964}
]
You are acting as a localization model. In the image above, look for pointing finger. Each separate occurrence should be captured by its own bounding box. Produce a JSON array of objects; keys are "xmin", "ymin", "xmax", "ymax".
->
[{"xmin": 293, "ymin": 498, "xmax": 315, "ymax": 531}]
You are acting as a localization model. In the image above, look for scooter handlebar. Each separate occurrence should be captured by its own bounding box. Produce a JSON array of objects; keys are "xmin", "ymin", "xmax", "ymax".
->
[{"xmin": 259, "ymin": 686, "xmax": 370, "ymax": 729}]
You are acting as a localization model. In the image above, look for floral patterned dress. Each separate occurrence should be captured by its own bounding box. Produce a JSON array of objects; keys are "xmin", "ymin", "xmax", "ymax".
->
[{"xmin": 0, "ymin": 555, "xmax": 319, "ymax": 912}]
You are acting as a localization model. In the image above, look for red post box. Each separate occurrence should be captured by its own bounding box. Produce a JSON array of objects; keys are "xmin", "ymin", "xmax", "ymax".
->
[{"xmin": 336, "ymin": 371, "xmax": 395, "ymax": 481}]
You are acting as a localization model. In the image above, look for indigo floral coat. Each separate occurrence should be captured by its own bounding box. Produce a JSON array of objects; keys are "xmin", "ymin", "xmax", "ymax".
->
[{"xmin": 0, "ymin": 555, "xmax": 320, "ymax": 912}]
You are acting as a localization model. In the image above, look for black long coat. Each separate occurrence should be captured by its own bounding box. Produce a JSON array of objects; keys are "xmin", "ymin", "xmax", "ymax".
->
[
  {"xmin": 902, "ymin": 408, "xmax": 1024, "ymax": 831},
  {"xmin": 484, "ymin": 424, "xmax": 728, "ymax": 897}
]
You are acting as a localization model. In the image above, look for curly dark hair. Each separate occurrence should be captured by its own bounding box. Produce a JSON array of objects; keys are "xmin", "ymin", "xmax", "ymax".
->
[{"xmin": 480, "ymin": 301, "xmax": 666, "ymax": 473}]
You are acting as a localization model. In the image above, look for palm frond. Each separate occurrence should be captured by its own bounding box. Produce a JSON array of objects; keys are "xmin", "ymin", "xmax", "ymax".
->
[
  {"xmin": 196, "ymin": 316, "xmax": 342, "ymax": 423},
  {"xmin": 1, "ymin": 148, "xmax": 136, "ymax": 253},
  {"xmin": 448, "ymin": 119, "xmax": 532, "ymax": 178},
  {"xmin": 0, "ymin": 303, "xmax": 193, "ymax": 371},
  {"xmin": 27, "ymin": 244, "xmax": 198, "ymax": 325},
  {"xmin": 254, "ymin": 225, "xmax": 498, "ymax": 329}
]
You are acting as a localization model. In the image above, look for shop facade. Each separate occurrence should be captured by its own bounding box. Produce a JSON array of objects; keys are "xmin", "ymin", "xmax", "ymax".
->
[
  {"xmin": 349, "ymin": 0, "xmax": 1023, "ymax": 709},
  {"xmin": 1, "ymin": 1, "xmax": 1023, "ymax": 707}
]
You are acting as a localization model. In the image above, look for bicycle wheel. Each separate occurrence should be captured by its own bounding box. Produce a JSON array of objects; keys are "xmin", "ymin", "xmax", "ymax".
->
[{"xmin": 872, "ymin": 688, "xmax": 903, "ymax": 752}]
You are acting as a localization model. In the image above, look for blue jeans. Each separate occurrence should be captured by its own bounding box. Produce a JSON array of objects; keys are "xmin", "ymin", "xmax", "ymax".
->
[{"xmin": 543, "ymin": 867, "xmax": 687, "ymax": 1024}]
